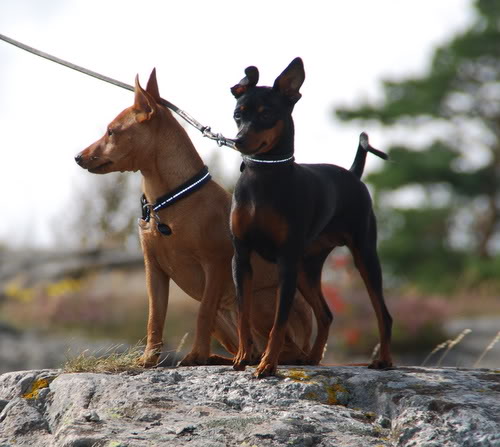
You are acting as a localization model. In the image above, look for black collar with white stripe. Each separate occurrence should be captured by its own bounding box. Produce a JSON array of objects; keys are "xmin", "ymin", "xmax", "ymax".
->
[{"xmin": 141, "ymin": 165, "xmax": 211, "ymax": 235}]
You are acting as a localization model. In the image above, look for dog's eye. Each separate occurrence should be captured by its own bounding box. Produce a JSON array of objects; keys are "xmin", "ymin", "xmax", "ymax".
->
[
  {"xmin": 107, "ymin": 128, "xmax": 114, "ymax": 137},
  {"xmin": 233, "ymin": 111, "xmax": 242, "ymax": 121}
]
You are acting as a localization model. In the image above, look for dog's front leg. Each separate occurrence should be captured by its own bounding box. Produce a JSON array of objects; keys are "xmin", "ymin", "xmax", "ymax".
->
[
  {"xmin": 140, "ymin": 256, "xmax": 170, "ymax": 368},
  {"xmin": 232, "ymin": 238, "xmax": 255, "ymax": 371},
  {"xmin": 180, "ymin": 267, "xmax": 232, "ymax": 366},
  {"xmin": 256, "ymin": 255, "xmax": 298, "ymax": 378}
]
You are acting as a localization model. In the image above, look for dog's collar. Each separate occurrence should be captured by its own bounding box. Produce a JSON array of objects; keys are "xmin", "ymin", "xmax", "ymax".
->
[
  {"xmin": 141, "ymin": 165, "xmax": 211, "ymax": 235},
  {"xmin": 243, "ymin": 154, "xmax": 294, "ymax": 164},
  {"xmin": 240, "ymin": 154, "xmax": 294, "ymax": 171}
]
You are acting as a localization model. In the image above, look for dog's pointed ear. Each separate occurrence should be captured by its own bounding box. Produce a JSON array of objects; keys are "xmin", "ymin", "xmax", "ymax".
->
[
  {"xmin": 273, "ymin": 57, "xmax": 305, "ymax": 105},
  {"xmin": 145, "ymin": 68, "xmax": 161, "ymax": 103},
  {"xmin": 134, "ymin": 74, "xmax": 157, "ymax": 122},
  {"xmin": 231, "ymin": 66, "xmax": 259, "ymax": 98}
]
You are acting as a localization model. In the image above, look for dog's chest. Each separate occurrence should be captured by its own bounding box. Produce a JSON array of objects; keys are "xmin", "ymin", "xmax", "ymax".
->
[
  {"xmin": 231, "ymin": 202, "xmax": 289, "ymax": 248},
  {"xmin": 142, "ymin": 233, "xmax": 205, "ymax": 296},
  {"xmin": 140, "ymin": 222, "xmax": 199, "ymax": 270}
]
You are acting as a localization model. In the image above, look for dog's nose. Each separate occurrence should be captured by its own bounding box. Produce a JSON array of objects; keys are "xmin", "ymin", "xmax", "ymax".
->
[{"xmin": 74, "ymin": 154, "xmax": 83, "ymax": 165}]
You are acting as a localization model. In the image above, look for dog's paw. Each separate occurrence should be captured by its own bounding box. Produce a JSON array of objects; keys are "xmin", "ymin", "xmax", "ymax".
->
[
  {"xmin": 368, "ymin": 358, "xmax": 394, "ymax": 370},
  {"xmin": 254, "ymin": 360, "xmax": 277, "ymax": 378},
  {"xmin": 139, "ymin": 344, "xmax": 163, "ymax": 368},
  {"xmin": 139, "ymin": 353, "xmax": 160, "ymax": 368},
  {"xmin": 300, "ymin": 353, "xmax": 323, "ymax": 366},
  {"xmin": 233, "ymin": 357, "xmax": 249, "ymax": 371},
  {"xmin": 233, "ymin": 362, "xmax": 247, "ymax": 371},
  {"xmin": 233, "ymin": 350, "xmax": 251, "ymax": 371}
]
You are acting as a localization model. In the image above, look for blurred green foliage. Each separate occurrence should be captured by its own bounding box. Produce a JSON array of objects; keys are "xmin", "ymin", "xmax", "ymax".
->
[{"xmin": 336, "ymin": 0, "xmax": 500, "ymax": 292}]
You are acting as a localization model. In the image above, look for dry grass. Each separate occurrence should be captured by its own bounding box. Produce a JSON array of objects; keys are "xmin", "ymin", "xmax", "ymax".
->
[
  {"xmin": 63, "ymin": 342, "xmax": 145, "ymax": 373},
  {"xmin": 421, "ymin": 340, "xmax": 450, "ymax": 367},
  {"xmin": 63, "ymin": 331, "xmax": 192, "ymax": 373},
  {"xmin": 474, "ymin": 331, "xmax": 500, "ymax": 368},
  {"xmin": 436, "ymin": 328, "xmax": 472, "ymax": 366},
  {"xmin": 421, "ymin": 329, "xmax": 473, "ymax": 367},
  {"xmin": 174, "ymin": 332, "xmax": 189, "ymax": 366}
]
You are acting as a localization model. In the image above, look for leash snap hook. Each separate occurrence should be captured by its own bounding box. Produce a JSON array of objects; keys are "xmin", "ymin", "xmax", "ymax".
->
[
  {"xmin": 201, "ymin": 126, "xmax": 212, "ymax": 138},
  {"xmin": 216, "ymin": 133, "xmax": 226, "ymax": 147}
]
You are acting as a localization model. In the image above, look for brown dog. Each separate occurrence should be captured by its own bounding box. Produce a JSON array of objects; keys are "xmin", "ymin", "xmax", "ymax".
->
[{"xmin": 74, "ymin": 69, "xmax": 312, "ymax": 367}]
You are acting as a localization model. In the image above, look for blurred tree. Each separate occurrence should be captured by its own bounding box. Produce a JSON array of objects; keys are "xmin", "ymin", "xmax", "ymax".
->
[
  {"xmin": 335, "ymin": 0, "xmax": 500, "ymax": 292},
  {"xmin": 69, "ymin": 172, "xmax": 141, "ymax": 251}
]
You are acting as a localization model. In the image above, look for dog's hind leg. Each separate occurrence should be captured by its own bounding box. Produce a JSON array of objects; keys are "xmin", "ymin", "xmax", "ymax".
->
[
  {"xmin": 348, "ymin": 214, "xmax": 393, "ymax": 369},
  {"xmin": 297, "ymin": 252, "xmax": 333, "ymax": 365}
]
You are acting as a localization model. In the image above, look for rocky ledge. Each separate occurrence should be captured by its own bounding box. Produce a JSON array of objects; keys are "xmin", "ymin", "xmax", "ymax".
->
[{"xmin": 0, "ymin": 365, "xmax": 499, "ymax": 447}]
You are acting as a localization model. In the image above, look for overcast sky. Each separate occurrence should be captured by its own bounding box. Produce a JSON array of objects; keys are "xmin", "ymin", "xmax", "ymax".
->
[{"xmin": 0, "ymin": 0, "xmax": 472, "ymax": 247}]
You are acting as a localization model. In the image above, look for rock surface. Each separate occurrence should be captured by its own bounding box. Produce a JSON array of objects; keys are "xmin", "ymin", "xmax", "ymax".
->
[{"xmin": 0, "ymin": 365, "xmax": 499, "ymax": 447}]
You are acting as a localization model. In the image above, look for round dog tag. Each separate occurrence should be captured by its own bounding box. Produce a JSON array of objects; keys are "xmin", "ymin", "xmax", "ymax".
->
[{"xmin": 157, "ymin": 223, "xmax": 172, "ymax": 236}]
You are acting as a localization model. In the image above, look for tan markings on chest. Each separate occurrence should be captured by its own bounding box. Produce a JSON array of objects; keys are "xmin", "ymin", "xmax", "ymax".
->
[
  {"xmin": 231, "ymin": 204, "xmax": 255, "ymax": 239},
  {"xmin": 231, "ymin": 205, "xmax": 289, "ymax": 246}
]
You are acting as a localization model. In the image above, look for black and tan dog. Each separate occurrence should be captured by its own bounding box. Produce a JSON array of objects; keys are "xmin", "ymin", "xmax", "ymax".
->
[{"xmin": 228, "ymin": 58, "xmax": 393, "ymax": 377}]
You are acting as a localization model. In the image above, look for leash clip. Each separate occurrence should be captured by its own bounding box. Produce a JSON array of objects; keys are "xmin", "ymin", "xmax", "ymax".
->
[
  {"xmin": 202, "ymin": 126, "xmax": 236, "ymax": 149},
  {"xmin": 142, "ymin": 201, "xmax": 154, "ymax": 215},
  {"xmin": 143, "ymin": 203, "xmax": 162, "ymax": 226},
  {"xmin": 201, "ymin": 126, "xmax": 212, "ymax": 138},
  {"xmin": 201, "ymin": 126, "xmax": 219, "ymax": 146}
]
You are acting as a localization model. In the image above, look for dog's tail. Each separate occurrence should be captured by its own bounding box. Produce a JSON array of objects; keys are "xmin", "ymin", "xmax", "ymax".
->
[{"xmin": 349, "ymin": 132, "xmax": 388, "ymax": 179}]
